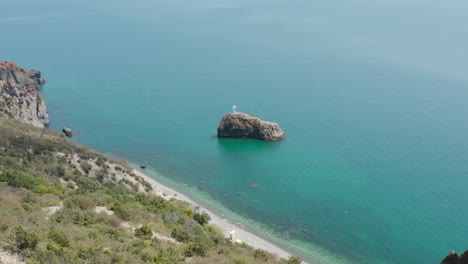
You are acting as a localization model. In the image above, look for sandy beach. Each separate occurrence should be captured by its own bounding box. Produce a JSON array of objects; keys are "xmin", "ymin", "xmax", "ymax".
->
[{"xmin": 132, "ymin": 168, "xmax": 307, "ymax": 263}]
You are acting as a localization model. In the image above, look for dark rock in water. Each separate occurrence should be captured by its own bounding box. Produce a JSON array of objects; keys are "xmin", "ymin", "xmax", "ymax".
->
[
  {"xmin": 441, "ymin": 251, "xmax": 468, "ymax": 264},
  {"xmin": 217, "ymin": 112, "xmax": 286, "ymax": 141},
  {"xmin": 140, "ymin": 164, "xmax": 147, "ymax": 169},
  {"xmin": 0, "ymin": 61, "xmax": 49, "ymax": 128},
  {"xmin": 62, "ymin": 127, "xmax": 73, "ymax": 137}
]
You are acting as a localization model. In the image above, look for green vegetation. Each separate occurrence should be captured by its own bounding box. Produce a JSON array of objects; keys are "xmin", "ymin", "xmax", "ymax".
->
[
  {"xmin": 193, "ymin": 212, "xmax": 211, "ymax": 226},
  {"xmin": 135, "ymin": 224, "xmax": 153, "ymax": 240},
  {"xmin": 0, "ymin": 117, "xmax": 303, "ymax": 264}
]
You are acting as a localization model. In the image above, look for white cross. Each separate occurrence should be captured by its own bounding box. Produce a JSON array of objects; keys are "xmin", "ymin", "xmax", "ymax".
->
[{"xmin": 232, "ymin": 105, "xmax": 237, "ymax": 113}]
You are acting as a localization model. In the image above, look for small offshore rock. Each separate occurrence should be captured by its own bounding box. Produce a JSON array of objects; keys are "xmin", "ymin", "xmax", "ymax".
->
[
  {"xmin": 62, "ymin": 127, "xmax": 73, "ymax": 137},
  {"xmin": 217, "ymin": 112, "xmax": 286, "ymax": 141},
  {"xmin": 140, "ymin": 164, "xmax": 147, "ymax": 169}
]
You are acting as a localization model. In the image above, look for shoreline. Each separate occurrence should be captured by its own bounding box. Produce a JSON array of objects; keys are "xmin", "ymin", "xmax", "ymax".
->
[{"xmin": 132, "ymin": 168, "xmax": 310, "ymax": 264}]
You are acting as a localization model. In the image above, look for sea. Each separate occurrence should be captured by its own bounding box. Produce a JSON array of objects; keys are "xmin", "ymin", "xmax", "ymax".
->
[{"xmin": 2, "ymin": 0, "xmax": 468, "ymax": 263}]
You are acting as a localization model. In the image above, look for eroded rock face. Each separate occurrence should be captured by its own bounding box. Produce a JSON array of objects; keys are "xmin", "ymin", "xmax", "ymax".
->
[
  {"xmin": 0, "ymin": 61, "xmax": 49, "ymax": 128},
  {"xmin": 217, "ymin": 112, "xmax": 286, "ymax": 141},
  {"xmin": 441, "ymin": 251, "xmax": 468, "ymax": 264}
]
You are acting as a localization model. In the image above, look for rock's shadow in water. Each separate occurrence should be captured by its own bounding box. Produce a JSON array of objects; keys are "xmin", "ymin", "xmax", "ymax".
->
[{"xmin": 216, "ymin": 137, "xmax": 283, "ymax": 155}]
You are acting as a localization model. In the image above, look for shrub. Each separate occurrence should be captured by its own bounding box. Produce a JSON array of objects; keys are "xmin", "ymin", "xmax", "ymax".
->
[
  {"xmin": 46, "ymin": 242, "xmax": 63, "ymax": 256},
  {"xmin": 143, "ymin": 182, "xmax": 153, "ymax": 192},
  {"xmin": 75, "ymin": 177, "xmax": 100, "ymax": 194},
  {"xmin": 171, "ymin": 227, "xmax": 191, "ymax": 243},
  {"xmin": 79, "ymin": 160, "xmax": 92, "ymax": 174},
  {"xmin": 0, "ymin": 169, "xmax": 46, "ymax": 190},
  {"xmin": 183, "ymin": 209, "xmax": 194, "ymax": 218},
  {"xmin": 31, "ymin": 244, "xmax": 69, "ymax": 263},
  {"xmin": 233, "ymin": 256, "xmax": 249, "ymax": 264},
  {"xmin": 14, "ymin": 226, "xmax": 39, "ymax": 250},
  {"xmin": 66, "ymin": 182, "xmax": 75, "ymax": 189},
  {"xmin": 193, "ymin": 212, "xmax": 211, "ymax": 226},
  {"xmin": 79, "ymin": 151, "xmax": 97, "ymax": 161},
  {"xmin": 95, "ymin": 170, "xmax": 106, "ymax": 183},
  {"xmin": 22, "ymin": 191, "xmax": 36, "ymax": 204},
  {"xmin": 286, "ymin": 256, "xmax": 303, "ymax": 264},
  {"xmin": 0, "ymin": 220, "xmax": 8, "ymax": 231},
  {"xmin": 254, "ymin": 249, "xmax": 270, "ymax": 261},
  {"xmin": 78, "ymin": 246, "xmax": 98, "ymax": 260},
  {"xmin": 205, "ymin": 224, "xmax": 225, "ymax": 245},
  {"xmin": 35, "ymin": 184, "xmax": 62, "ymax": 196},
  {"xmin": 53, "ymin": 208, "xmax": 98, "ymax": 226},
  {"xmin": 135, "ymin": 224, "xmax": 153, "ymax": 240},
  {"xmin": 56, "ymin": 165, "xmax": 66, "ymax": 178},
  {"xmin": 48, "ymin": 228, "xmax": 70, "ymax": 247},
  {"xmin": 104, "ymin": 250, "xmax": 124, "ymax": 263},
  {"xmin": 141, "ymin": 251, "xmax": 168, "ymax": 264},
  {"xmin": 111, "ymin": 203, "xmax": 131, "ymax": 221},
  {"xmin": 65, "ymin": 195, "xmax": 96, "ymax": 210},
  {"xmin": 185, "ymin": 242, "xmax": 209, "ymax": 257},
  {"xmin": 135, "ymin": 193, "xmax": 167, "ymax": 212},
  {"xmin": 94, "ymin": 157, "xmax": 105, "ymax": 167}
]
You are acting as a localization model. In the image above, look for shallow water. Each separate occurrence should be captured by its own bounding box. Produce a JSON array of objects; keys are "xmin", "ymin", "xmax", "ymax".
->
[{"xmin": 2, "ymin": 0, "xmax": 468, "ymax": 263}]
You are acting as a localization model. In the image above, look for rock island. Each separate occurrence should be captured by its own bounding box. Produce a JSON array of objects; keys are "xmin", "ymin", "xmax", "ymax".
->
[{"xmin": 217, "ymin": 112, "xmax": 286, "ymax": 141}]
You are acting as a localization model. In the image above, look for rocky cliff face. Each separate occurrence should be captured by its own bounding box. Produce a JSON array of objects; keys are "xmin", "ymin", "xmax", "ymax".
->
[
  {"xmin": 441, "ymin": 251, "xmax": 468, "ymax": 264},
  {"xmin": 217, "ymin": 112, "xmax": 286, "ymax": 141},
  {"xmin": 0, "ymin": 61, "xmax": 49, "ymax": 128}
]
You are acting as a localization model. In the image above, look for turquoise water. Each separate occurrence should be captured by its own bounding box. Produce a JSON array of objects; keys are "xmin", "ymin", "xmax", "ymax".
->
[{"xmin": 3, "ymin": 0, "xmax": 468, "ymax": 263}]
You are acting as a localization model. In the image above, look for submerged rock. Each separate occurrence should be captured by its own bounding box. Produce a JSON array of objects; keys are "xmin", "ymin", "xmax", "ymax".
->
[
  {"xmin": 441, "ymin": 251, "xmax": 468, "ymax": 264},
  {"xmin": 217, "ymin": 112, "xmax": 286, "ymax": 141},
  {"xmin": 0, "ymin": 61, "xmax": 49, "ymax": 128}
]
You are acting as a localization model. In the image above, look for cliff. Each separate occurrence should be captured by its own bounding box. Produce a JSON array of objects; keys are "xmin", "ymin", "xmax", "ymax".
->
[
  {"xmin": 441, "ymin": 251, "xmax": 468, "ymax": 264},
  {"xmin": 217, "ymin": 112, "xmax": 286, "ymax": 141},
  {"xmin": 0, "ymin": 61, "xmax": 49, "ymax": 128}
]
